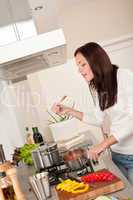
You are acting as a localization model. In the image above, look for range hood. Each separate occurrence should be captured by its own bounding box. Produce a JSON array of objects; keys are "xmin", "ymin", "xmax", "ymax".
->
[{"xmin": 0, "ymin": 29, "xmax": 66, "ymax": 81}]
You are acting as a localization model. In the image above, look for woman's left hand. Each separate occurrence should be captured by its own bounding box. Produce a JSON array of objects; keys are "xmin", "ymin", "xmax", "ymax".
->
[
  {"xmin": 86, "ymin": 136, "xmax": 117, "ymax": 162},
  {"xmin": 87, "ymin": 141, "xmax": 107, "ymax": 161}
]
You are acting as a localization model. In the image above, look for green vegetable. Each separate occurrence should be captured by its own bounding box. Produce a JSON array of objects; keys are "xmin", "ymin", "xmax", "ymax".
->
[{"xmin": 19, "ymin": 144, "xmax": 39, "ymax": 165}]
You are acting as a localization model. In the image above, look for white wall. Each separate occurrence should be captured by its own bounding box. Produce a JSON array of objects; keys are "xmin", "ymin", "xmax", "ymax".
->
[
  {"xmin": 27, "ymin": 73, "xmax": 54, "ymax": 142},
  {"xmin": 0, "ymin": 81, "xmax": 24, "ymax": 160},
  {"xmin": 59, "ymin": 0, "xmax": 133, "ymax": 58},
  {"xmin": 28, "ymin": 0, "xmax": 133, "ymax": 58},
  {"xmin": 104, "ymin": 36, "xmax": 133, "ymax": 71},
  {"xmin": 13, "ymin": 79, "xmax": 41, "ymax": 136}
]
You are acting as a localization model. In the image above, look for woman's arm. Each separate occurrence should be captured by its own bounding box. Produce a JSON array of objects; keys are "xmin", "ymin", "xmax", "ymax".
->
[
  {"xmin": 87, "ymin": 135, "xmax": 118, "ymax": 161},
  {"xmin": 51, "ymin": 103, "xmax": 83, "ymax": 121},
  {"xmin": 51, "ymin": 103, "xmax": 104, "ymax": 126}
]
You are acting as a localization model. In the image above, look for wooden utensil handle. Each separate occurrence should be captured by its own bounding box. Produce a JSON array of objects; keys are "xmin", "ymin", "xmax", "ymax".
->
[
  {"xmin": 0, "ymin": 187, "xmax": 5, "ymax": 200},
  {"xmin": 6, "ymin": 167, "xmax": 26, "ymax": 200}
]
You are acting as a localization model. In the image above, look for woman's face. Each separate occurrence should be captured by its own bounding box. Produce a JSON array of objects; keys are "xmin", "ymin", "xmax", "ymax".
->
[{"xmin": 75, "ymin": 53, "xmax": 94, "ymax": 82}]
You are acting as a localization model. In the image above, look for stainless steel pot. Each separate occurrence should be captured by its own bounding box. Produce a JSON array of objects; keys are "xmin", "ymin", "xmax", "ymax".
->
[
  {"xmin": 66, "ymin": 157, "xmax": 88, "ymax": 171},
  {"xmin": 63, "ymin": 148, "xmax": 88, "ymax": 171},
  {"xmin": 40, "ymin": 144, "xmax": 61, "ymax": 168},
  {"xmin": 32, "ymin": 146, "xmax": 46, "ymax": 171},
  {"xmin": 32, "ymin": 143, "xmax": 61, "ymax": 171}
]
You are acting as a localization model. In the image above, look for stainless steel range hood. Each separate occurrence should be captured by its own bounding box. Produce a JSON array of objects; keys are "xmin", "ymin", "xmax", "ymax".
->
[{"xmin": 0, "ymin": 29, "xmax": 66, "ymax": 81}]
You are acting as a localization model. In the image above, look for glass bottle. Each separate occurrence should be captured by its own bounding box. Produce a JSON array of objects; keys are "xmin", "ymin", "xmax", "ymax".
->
[
  {"xmin": 0, "ymin": 171, "xmax": 16, "ymax": 200},
  {"xmin": 25, "ymin": 127, "xmax": 34, "ymax": 144},
  {"xmin": 32, "ymin": 127, "xmax": 44, "ymax": 145}
]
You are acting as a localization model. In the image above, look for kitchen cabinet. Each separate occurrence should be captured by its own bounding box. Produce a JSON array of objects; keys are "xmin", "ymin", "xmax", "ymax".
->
[
  {"xmin": 28, "ymin": 0, "xmax": 59, "ymax": 34},
  {"xmin": 0, "ymin": 0, "xmax": 31, "ymax": 26},
  {"xmin": 0, "ymin": 0, "xmax": 36, "ymax": 46}
]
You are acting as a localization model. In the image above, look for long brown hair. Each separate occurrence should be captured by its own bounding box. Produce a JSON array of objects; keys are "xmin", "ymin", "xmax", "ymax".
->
[{"xmin": 74, "ymin": 42, "xmax": 118, "ymax": 111}]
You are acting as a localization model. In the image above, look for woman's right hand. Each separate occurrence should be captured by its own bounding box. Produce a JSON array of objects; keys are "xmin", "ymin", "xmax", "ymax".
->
[
  {"xmin": 51, "ymin": 103, "xmax": 73, "ymax": 116},
  {"xmin": 51, "ymin": 103, "xmax": 83, "ymax": 121},
  {"xmin": 51, "ymin": 103, "xmax": 61, "ymax": 114}
]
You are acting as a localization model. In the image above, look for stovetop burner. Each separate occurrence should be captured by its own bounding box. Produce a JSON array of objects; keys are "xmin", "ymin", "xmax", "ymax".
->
[
  {"xmin": 38, "ymin": 143, "xmax": 95, "ymax": 185},
  {"xmin": 43, "ymin": 160, "xmax": 94, "ymax": 185}
]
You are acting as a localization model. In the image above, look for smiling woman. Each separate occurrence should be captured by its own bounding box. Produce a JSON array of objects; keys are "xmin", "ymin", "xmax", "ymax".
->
[
  {"xmin": 75, "ymin": 52, "xmax": 94, "ymax": 82},
  {"xmin": 52, "ymin": 42, "xmax": 133, "ymax": 185}
]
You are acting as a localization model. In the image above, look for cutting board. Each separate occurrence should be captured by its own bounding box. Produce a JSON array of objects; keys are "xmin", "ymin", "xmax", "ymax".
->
[{"xmin": 56, "ymin": 169, "xmax": 125, "ymax": 200}]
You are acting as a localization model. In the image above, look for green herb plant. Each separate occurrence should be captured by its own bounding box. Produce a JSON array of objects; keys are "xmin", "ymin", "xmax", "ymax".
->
[{"xmin": 19, "ymin": 143, "xmax": 39, "ymax": 165}]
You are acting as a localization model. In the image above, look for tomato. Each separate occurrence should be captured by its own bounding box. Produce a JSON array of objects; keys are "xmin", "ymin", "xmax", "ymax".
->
[{"xmin": 81, "ymin": 171, "xmax": 116, "ymax": 183}]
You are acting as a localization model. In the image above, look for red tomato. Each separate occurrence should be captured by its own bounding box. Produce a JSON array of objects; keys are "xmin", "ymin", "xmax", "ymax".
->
[{"xmin": 81, "ymin": 171, "xmax": 116, "ymax": 183}]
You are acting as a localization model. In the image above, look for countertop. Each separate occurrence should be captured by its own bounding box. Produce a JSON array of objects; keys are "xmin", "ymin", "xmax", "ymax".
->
[{"xmin": 17, "ymin": 153, "xmax": 133, "ymax": 200}]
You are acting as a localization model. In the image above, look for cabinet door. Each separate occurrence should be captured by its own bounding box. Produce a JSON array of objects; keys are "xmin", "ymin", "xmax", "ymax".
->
[
  {"xmin": 9, "ymin": 0, "xmax": 31, "ymax": 23},
  {"xmin": 0, "ymin": 0, "xmax": 36, "ymax": 45}
]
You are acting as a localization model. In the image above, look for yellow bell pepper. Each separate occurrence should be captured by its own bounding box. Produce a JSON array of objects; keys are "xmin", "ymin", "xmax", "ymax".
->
[
  {"xmin": 65, "ymin": 182, "xmax": 80, "ymax": 192},
  {"xmin": 56, "ymin": 179, "xmax": 89, "ymax": 194},
  {"xmin": 71, "ymin": 184, "xmax": 89, "ymax": 194}
]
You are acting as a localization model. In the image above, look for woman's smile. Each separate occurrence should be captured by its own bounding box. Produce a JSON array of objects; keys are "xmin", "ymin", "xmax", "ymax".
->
[{"xmin": 75, "ymin": 52, "xmax": 94, "ymax": 82}]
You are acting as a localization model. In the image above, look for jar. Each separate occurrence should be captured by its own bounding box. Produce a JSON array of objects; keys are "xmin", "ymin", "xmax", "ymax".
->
[{"xmin": 0, "ymin": 171, "xmax": 16, "ymax": 200}]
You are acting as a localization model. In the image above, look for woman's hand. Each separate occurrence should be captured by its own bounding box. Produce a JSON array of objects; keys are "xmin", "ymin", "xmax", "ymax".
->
[
  {"xmin": 87, "ymin": 135, "xmax": 117, "ymax": 161},
  {"xmin": 51, "ymin": 103, "xmax": 83, "ymax": 121},
  {"xmin": 87, "ymin": 142, "xmax": 107, "ymax": 161},
  {"xmin": 51, "ymin": 103, "xmax": 74, "ymax": 116}
]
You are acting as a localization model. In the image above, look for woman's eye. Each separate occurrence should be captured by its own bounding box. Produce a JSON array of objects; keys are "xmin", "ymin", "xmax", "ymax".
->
[{"xmin": 81, "ymin": 63, "xmax": 86, "ymax": 67}]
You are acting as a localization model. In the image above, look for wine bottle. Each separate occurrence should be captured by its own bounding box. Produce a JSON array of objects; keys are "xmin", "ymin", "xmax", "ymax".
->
[{"xmin": 32, "ymin": 127, "xmax": 44, "ymax": 145}]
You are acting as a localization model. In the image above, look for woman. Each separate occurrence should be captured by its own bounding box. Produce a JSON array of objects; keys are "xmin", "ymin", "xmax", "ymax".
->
[{"xmin": 52, "ymin": 42, "xmax": 133, "ymax": 185}]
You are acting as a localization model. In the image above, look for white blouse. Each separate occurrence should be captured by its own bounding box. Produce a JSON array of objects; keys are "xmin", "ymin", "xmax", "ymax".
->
[{"xmin": 83, "ymin": 68, "xmax": 133, "ymax": 155}]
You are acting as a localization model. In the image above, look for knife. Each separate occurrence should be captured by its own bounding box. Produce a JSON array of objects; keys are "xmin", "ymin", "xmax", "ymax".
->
[{"xmin": 67, "ymin": 174, "xmax": 81, "ymax": 182}]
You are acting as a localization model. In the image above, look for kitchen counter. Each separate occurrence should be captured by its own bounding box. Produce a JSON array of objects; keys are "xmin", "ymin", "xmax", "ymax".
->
[{"xmin": 17, "ymin": 153, "xmax": 133, "ymax": 200}]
